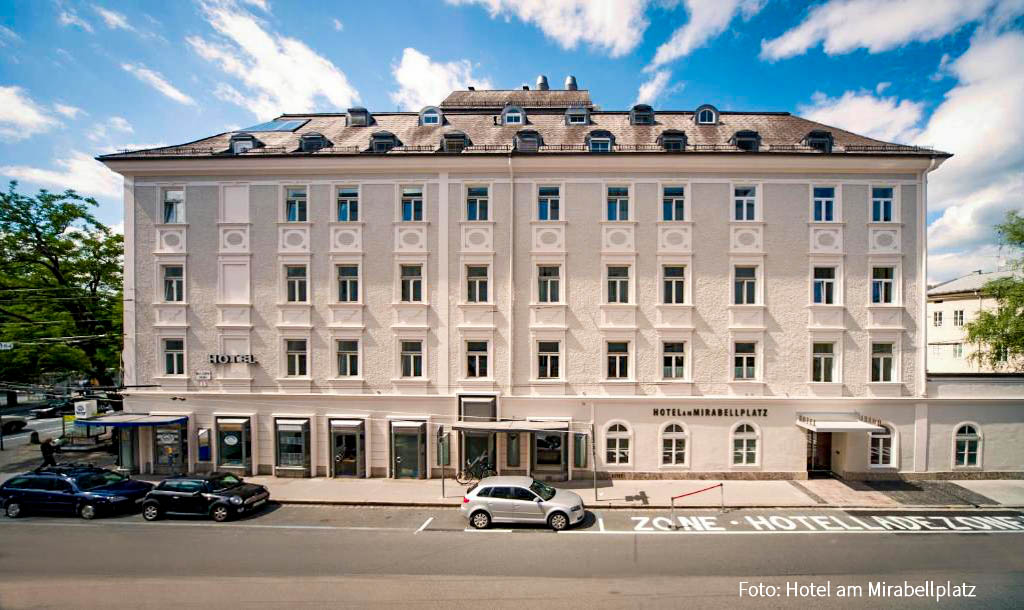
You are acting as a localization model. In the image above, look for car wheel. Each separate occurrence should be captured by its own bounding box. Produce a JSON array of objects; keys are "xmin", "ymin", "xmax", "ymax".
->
[
  {"xmin": 548, "ymin": 512, "xmax": 569, "ymax": 531},
  {"xmin": 142, "ymin": 503, "xmax": 161, "ymax": 521},
  {"xmin": 79, "ymin": 503, "xmax": 97, "ymax": 520},
  {"xmin": 469, "ymin": 510, "xmax": 491, "ymax": 530},
  {"xmin": 5, "ymin": 502, "xmax": 22, "ymax": 518},
  {"xmin": 211, "ymin": 505, "xmax": 231, "ymax": 522}
]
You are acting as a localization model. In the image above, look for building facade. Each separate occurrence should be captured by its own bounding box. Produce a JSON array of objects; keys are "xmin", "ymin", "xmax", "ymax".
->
[{"xmin": 99, "ymin": 80, "xmax": 1024, "ymax": 481}]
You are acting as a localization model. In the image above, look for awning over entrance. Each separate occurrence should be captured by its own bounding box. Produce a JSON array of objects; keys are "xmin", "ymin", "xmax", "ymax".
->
[
  {"xmin": 74, "ymin": 413, "xmax": 188, "ymax": 428},
  {"xmin": 796, "ymin": 413, "xmax": 885, "ymax": 433},
  {"xmin": 451, "ymin": 420, "xmax": 570, "ymax": 433}
]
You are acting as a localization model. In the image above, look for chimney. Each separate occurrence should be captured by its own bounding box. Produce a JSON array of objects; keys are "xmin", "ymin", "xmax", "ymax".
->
[
  {"xmin": 536, "ymin": 75, "xmax": 549, "ymax": 90},
  {"xmin": 565, "ymin": 75, "xmax": 578, "ymax": 91},
  {"xmin": 521, "ymin": 84, "xmax": 530, "ymax": 90},
  {"xmin": 468, "ymin": 86, "xmax": 475, "ymax": 91}
]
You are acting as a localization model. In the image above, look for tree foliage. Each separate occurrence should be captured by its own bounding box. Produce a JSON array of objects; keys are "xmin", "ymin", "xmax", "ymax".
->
[
  {"xmin": 0, "ymin": 181, "xmax": 123, "ymax": 384},
  {"xmin": 964, "ymin": 210, "xmax": 1024, "ymax": 371}
]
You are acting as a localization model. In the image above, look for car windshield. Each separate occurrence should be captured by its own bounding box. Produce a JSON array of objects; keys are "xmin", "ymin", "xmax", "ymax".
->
[
  {"xmin": 529, "ymin": 479, "xmax": 557, "ymax": 501},
  {"xmin": 74, "ymin": 471, "xmax": 125, "ymax": 490},
  {"xmin": 209, "ymin": 474, "xmax": 243, "ymax": 491}
]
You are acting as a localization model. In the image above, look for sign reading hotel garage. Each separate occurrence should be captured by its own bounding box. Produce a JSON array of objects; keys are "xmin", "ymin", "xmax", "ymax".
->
[
  {"xmin": 653, "ymin": 408, "xmax": 768, "ymax": 417},
  {"xmin": 208, "ymin": 354, "xmax": 257, "ymax": 364}
]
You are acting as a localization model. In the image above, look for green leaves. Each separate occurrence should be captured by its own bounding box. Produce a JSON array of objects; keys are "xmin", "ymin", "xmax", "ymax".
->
[{"xmin": 964, "ymin": 210, "xmax": 1024, "ymax": 371}]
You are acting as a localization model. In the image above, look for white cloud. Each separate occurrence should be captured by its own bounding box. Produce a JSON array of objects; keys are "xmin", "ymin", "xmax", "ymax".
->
[
  {"xmin": 1, "ymin": 151, "xmax": 122, "ymax": 199},
  {"xmin": 332, "ymin": 18, "xmax": 343, "ymax": 31},
  {"xmin": 447, "ymin": 0, "xmax": 650, "ymax": 58},
  {"xmin": 188, "ymin": 0, "xmax": 358, "ymax": 119},
  {"xmin": 87, "ymin": 116, "xmax": 134, "ymax": 142},
  {"xmin": 875, "ymin": 82, "xmax": 891, "ymax": 94},
  {"xmin": 0, "ymin": 86, "xmax": 61, "ymax": 141},
  {"xmin": 390, "ymin": 48, "xmax": 493, "ymax": 110},
  {"xmin": 0, "ymin": 24, "xmax": 21, "ymax": 46},
  {"xmin": 121, "ymin": 63, "xmax": 196, "ymax": 106},
  {"xmin": 760, "ymin": 0, "xmax": 1015, "ymax": 61},
  {"xmin": 58, "ymin": 8, "xmax": 93, "ymax": 33},
  {"xmin": 634, "ymin": 70, "xmax": 679, "ymax": 106},
  {"xmin": 93, "ymin": 5, "xmax": 133, "ymax": 31},
  {"xmin": 241, "ymin": 0, "xmax": 270, "ymax": 12},
  {"xmin": 648, "ymin": 0, "xmax": 764, "ymax": 70},
  {"xmin": 797, "ymin": 90, "xmax": 924, "ymax": 143},
  {"xmin": 53, "ymin": 103, "xmax": 85, "ymax": 119},
  {"xmin": 928, "ymin": 245, "xmax": 1008, "ymax": 285},
  {"xmin": 928, "ymin": 175, "xmax": 1023, "ymax": 253}
]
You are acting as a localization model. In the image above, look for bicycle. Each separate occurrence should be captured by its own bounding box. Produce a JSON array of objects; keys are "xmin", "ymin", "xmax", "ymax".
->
[{"xmin": 455, "ymin": 453, "xmax": 496, "ymax": 485}]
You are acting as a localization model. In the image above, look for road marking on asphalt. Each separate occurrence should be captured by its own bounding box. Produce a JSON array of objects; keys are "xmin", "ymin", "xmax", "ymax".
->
[
  {"xmin": 462, "ymin": 528, "xmax": 513, "ymax": 533},
  {"xmin": 415, "ymin": 517, "xmax": 433, "ymax": 534},
  {"xmin": 559, "ymin": 529, "xmax": 1024, "ymax": 535},
  {"xmin": 0, "ymin": 520, "xmax": 413, "ymax": 533},
  {"xmin": 598, "ymin": 516, "xmax": 605, "ymax": 532}
]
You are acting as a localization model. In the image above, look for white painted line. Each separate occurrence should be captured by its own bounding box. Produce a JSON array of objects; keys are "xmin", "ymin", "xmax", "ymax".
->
[
  {"xmin": 415, "ymin": 517, "xmax": 434, "ymax": 534},
  {"xmin": 598, "ymin": 517, "xmax": 605, "ymax": 532},
  {"xmin": 462, "ymin": 528, "xmax": 513, "ymax": 533},
  {"xmin": 559, "ymin": 529, "xmax": 1024, "ymax": 536},
  {"xmin": 0, "ymin": 520, "xmax": 411, "ymax": 533}
]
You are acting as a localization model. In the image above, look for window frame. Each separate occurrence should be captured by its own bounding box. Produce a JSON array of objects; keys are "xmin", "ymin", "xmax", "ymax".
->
[
  {"xmin": 730, "ymin": 422, "xmax": 760, "ymax": 467},
  {"xmin": 589, "ymin": 137, "xmax": 611, "ymax": 153},
  {"xmin": 335, "ymin": 338, "xmax": 359, "ymax": 378},
  {"xmin": 283, "ymin": 185, "xmax": 308, "ymax": 223},
  {"xmin": 284, "ymin": 264, "xmax": 309, "ymax": 303},
  {"xmin": 398, "ymin": 185, "xmax": 426, "ymax": 222},
  {"xmin": 870, "ymin": 185, "xmax": 899, "ymax": 223},
  {"xmin": 661, "ymin": 341, "xmax": 687, "ymax": 380},
  {"xmin": 870, "ymin": 265, "xmax": 898, "ymax": 305},
  {"xmin": 399, "ymin": 339, "xmax": 425, "ymax": 379},
  {"xmin": 536, "ymin": 184, "xmax": 562, "ymax": 221},
  {"xmin": 535, "ymin": 263, "xmax": 563, "ymax": 304},
  {"xmin": 603, "ymin": 421, "xmax": 633, "ymax": 466},
  {"xmin": 868, "ymin": 423, "xmax": 897, "ymax": 468},
  {"xmin": 696, "ymin": 107, "xmax": 717, "ymax": 125},
  {"xmin": 604, "ymin": 185, "xmax": 632, "ymax": 221},
  {"xmin": 161, "ymin": 264, "xmax": 185, "ymax": 303},
  {"xmin": 605, "ymin": 265, "xmax": 631, "ymax": 304},
  {"xmin": 933, "ymin": 311, "xmax": 943, "ymax": 327},
  {"xmin": 335, "ymin": 185, "xmax": 360, "ymax": 222},
  {"xmin": 336, "ymin": 263, "xmax": 360, "ymax": 304},
  {"xmin": 810, "ymin": 185, "xmax": 841, "ymax": 223},
  {"xmin": 811, "ymin": 265, "xmax": 838, "ymax": 305},
  {"xmin": 464, "ymin": 184, "xmax": 490, "ymax": 222},
  {"xmin": 535, "ymin": 339, "xmax": 562, "ymax": 380},
  {"xmin": 810, "ymin": 341, "xmax": 837, "ymax": 383},
  {"xmin": 162, "ymin": 337, "xmax": 186, "ymax": 377},
  {"xmin": 953, "ymin": 309, "xmax": 964, "ymax": 326},
  {"xmin": 464, "ymin": 340, "xmax": 490, "ymax": 379},
  {"xmin": 869, "ymin": 339, "xmax": 899, "ymax": 384},
  {"xmin": 661, "ymin": 264, "xmax": 687, "ymax": 305},
  {"xmin": 732, "ymin": 341, "xmax": 759, "ymax": 381},
  {"xmin": 951, "ymin": 422, "xmax": 982, "ymax": 469},
  {"xmin": 732, "ymin": 264, "xmax": 760, "ymax": 305},
  {"xmin": 660, "ymin": 184, "xmax": 687, "ymax": 221},
  {"xmin": 161, "ymin": 187, "xmax": 185, "ymax": 224},
  {"xmin": 731, "ymin": 184, "xmax": 760, "ymax": 222},
  {"xmin": 605, "ymin": 341, "xmax": 631, "ymax": 380},
  {"xmin": 284, "ymin": 338, "xmax": 309, "ymax": 378},
  {"xmin": 398, "ymin": 263, "xmax": 425, "ymax": 303},
  {"xmin": 660, "ymin": 422, "xmax": 689, "ymax": 467},
  {"xmin": 465, "ymin": 264, "xmax": 490, "ymax": 304}
]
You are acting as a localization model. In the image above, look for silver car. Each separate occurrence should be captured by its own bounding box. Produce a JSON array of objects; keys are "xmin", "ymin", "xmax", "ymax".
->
[{"xmin": 461, "ymin": 476, "xmax": 585, "ymax": 531}]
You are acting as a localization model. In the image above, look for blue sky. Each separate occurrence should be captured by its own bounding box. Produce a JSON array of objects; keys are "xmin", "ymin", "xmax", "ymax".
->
[{"xmin": 0, "ymin": 0, "xmax": 1021, "ymax": 282}]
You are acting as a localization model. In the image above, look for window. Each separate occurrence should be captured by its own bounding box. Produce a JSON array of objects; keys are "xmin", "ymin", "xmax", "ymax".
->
[
  {"xmin": 732, "ymin": 423, "xmax": 758, "ymax": 465},
  {"xmin": 734, "ymin": 186, "xmax": 757, "ymax": 221},
  {"xmin": 606, "ymin": 187, "xmax": 629, "ymax": 220},
  {"xmin": 504, "ymin": 111, "xmax": 522, "ymax": 125},
  {"xmin": 953, "ymin": 343, "xmax": 964, "ymax": 359},
  {"xmin": 163, "ymin": 265, "xmax": 184, "ymax": 302},
  {"xmin": 812, "ymin": 267, "xmax": 835, "ymax": 304},
  {"xmin": 421, "ymin": 109, "xmax": 440, "ymax": 125},
  {"xmin": 953, "ymin": 310, "xmax": 964, "ymax": 326},
  {"xmin": 813, "ymin": 187, "xmax": 835, "ymax": 222},
  {"xmin": 516, "ymin": 131, "xmax": 540, "ymax": 152},
  {"xmin": 466, "ymin": 187, "xmax": 488, "ymax": 221},
  {"xmin": 371, "ymin": 132, "xmax": 396, "ymax": 153},
  {"xmin": 537, "ymin": 266, "xmax": 560, "ymax": 303},
  {"xmin": 337, "ymin": 265, "xmax": 358, "ymax": 302},
  {"xmin": 466, "ymin": 266, "xmax": 489, "ymax": 303},
  {"xmin": 696, "ymin": 108, "xmax": 715, "ymax": 124},
  {"xmin": 347, "ymin": 108, "xmax": 369, "ymax": 126},
  {"xmin": 663, "ymin": 342, "xmax": 686, "ymax": 379},
  {"xmin": 605, "ymin": 423, "xmax": 630, "ymax": 464},
  {"xmin": 300, "ymin": 133, "xmax": 327, "ymax": 152},
  {"xmin": 804, "ymin": 131, "xmax": 833, "ymax": 153},
  {"xmin": 630, "ymin": 104, "xmax": 654, "ymax": 125},
  {"xmin": 566, "ymin": 110, "xmax": 587, "ymax": 125},
  {"xmin": 401, "ymin": 341, "xmax": 423, "ymax": 377},
  {"xmin": 870, "ymin": 425, "xmax": 893, "ymax": 466},
  {"xmin": 537, "ymin": 341, "xmax": 560, "ymax": 379},
  {"xmin": 607, "ymin": 266, "xmax": 629, "ymax": 303},
  {"xmin": 574, "ymin": 433, "xmax": 588, "ymax": 469},
  {"xmin": 197, "ymin": 428, "xmax": 211, "ymax": 462},
  {"xmin": 217, "ymin": 419, "xmax": 251, "ymax": 468},
  {"xmin": 954, "ymin": 424, "xmax": 980, "ymax": 467},
  {"xmin": 276, "ymin": 420, "xmax": 309, "ymax": 468},
  {"xmin": 507, "ymin": 433, "xmax": 520, "ymax": 467},
  {"xmin": 443, "ymin": 133, "xmax": 467, "ymax": 153},
  {"xmin": 163, "ymin": 189, "xmax": 183, "ymax": 223},
  {"xmin": 241, "ymin": 119, "xmax": 308, "ymax": 132},
  {"xmin": 662, "ymin": 186, "xmax": 685, "ymax": 221},
  {"xmin": 336, "ymin": 188, "xmax": 358, "ymax": 221},
  {"xmin": 663, "ymin": 266, "xmax": 686, "ymax": 304},
  {"xmin": 662, "ymin": 424, "xmax": 686, "ymax": 465},
  {"xmin": 466, "ymin": 341, "xmax": 488, "ymax": 378},
  {"xmin": 230, "ymin": 135, "xmax": 255, "ymax": 154},
  {"xmin": 286, "ymin": 340, "xmax": 307, "ymax": 376},
  {"xmin": 659, "ymin": 131, "xmax": 686, "ymax": 152},
  {"xmin": 163, "ymin": 338, "xmax": 185, "ymax": 375},
  {"xmin": 607, "ymin": 342, "xmax": 629, "ymax": 379},
  {"xmin": 285, "ymin": 187, "xmax": 307, "ymax": 222},
  {"xmin": 930, "ymin": 344, "xmax": 942, "ymax": 359},
  {"xmin": 812, "ymin": 343, "xmax": 835, "ymax": 382},
  {"xmin": 589, "ymin": 138, "xmax": 611, "ymax": 153},
  {"xmin": 734, "ymin": 266, "xmax": 757, "ymax": 305},
  {"xmin": 336, "ymin": 340, "xmax": 358, "ymax": 377},
  {"xmin": 734, "ymin": 342, "xmax": 757, "ymax": 380},
  {"xmin": 733, "ymin": 131, "xmax": 760, "ymax": 152},
  {"xmin": 286, "ymin": 265, "xmax": 307, "ymax": 302},
  {"xmin": 871, "ymin": 342, "xmax": 894, "ymax": 382},
  {"xmin": 538, "ymin": 186, "xmax": 560, "ymax": 221},
  {"xmin": 933, "ymin": 311, "xmax": 943, "ymax": 327},
  {"xmin": 871, "ymin": 187, "xmax": 894, "ymax": 222},
  {"xmin": 400, "ymin": 265, "xmax": 423, "ymax": 302},
  {"xmin": 401, "ymin": 188, "xmax": 423, "ymax": 221},
  {"xmin": 871, "ymin": 267, "xmax": 895, "ymax": 303}
]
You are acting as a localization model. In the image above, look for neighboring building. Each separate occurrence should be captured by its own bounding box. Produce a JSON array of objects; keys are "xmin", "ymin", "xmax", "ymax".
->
[
  {"xmin": 96, "ymin": 76, "xmax": 1023, "ymax": 481},
  {"xmin": 927, "ymin": 269, "xmax": 1021, "ymax": 373}
]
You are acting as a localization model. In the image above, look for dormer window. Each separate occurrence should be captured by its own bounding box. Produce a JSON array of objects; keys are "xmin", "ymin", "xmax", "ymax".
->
[
  {"xmin": 587, "ymin": 130, "xmax": 614, "ymax": 153},
  {"xmin": 419, "ymin": 106, "xmax": 443, "ymax": 126},
  {"xmin": 630, "ymin": 104, "xmax": 655, "ymax": 125},
  {"xmin": 442, "ymin": 131, "xmax": 469, "ymax": 153},
  {"xmin": 804, "ymin": 130, "xmax": 834, "ymax": 153},
  {"xmin": 299, "ymin": 132, "xmax": 328, "ymax": 152},
  {"xmin": 515, "ymin": 130, "xmax": 541, "ymax": 153},
  {"xmin": 347, "ymin": 107, "xmax": 371, "ymax": 127},
  {"xmin": 732, "ymin": 130, "xmax": 761, "ymax": 152},
  {"xmin": 658, "ymin": 130, "xmax": 686, "ymax": 152},
  {"xmin": 565, "ymin": 107, "xmax": 588, "ymax": 125},
  {"xmin": 501, "ymin": 105, "xmax": 526, "ymax": 126},
  {"xmin": 229, "ymin": 133, "xmax": 257, "ymax": 154},
  {"xmin": 695, "ymin": 105, "xmax": 718, "ymax": 125},
  {"xmin": 369, "ymin": 131, "xmax": 398, "ymax": 153}
]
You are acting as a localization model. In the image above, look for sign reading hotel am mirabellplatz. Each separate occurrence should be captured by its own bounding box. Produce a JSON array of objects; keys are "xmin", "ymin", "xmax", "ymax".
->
[{"xmin": 652, "ymin": 408, "xmax": 768, "ymax": 417}]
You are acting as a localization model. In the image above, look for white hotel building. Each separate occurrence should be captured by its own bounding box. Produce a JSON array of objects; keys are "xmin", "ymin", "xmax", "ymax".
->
[{"xmin": 98, "ymin": 77, "xmax": 1024, "ymax": 482}]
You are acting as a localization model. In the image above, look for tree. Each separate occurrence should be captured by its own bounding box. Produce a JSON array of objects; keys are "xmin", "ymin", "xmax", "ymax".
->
[
  {"xmin": 0, "ymin": 181, "xmax": 123, "ymax": 385},
  {"xmin": 964, "ymin": 210, "xmax": 1024, "ymax": 371}
]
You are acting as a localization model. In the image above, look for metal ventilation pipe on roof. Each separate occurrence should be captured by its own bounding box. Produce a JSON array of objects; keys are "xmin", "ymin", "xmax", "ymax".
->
[
  {"xmin": 565, "ymin": 75, "xmax": 578, "ymax": 90},
  {"xmin": 536, "ymin": 75, "xmax": 549, "ymax": 90}
]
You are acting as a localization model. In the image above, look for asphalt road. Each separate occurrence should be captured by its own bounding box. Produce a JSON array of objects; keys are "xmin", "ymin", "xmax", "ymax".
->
[
  {"xmin": 1, "ymin": 505, "xmax": 1022, "ymax": 609},
  {"xmin": 0, "ymin": 417, "xmax": 65, "ymax": 449}
]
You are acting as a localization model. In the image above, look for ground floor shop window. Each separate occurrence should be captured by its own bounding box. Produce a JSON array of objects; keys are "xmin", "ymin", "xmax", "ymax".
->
[
  {"xmin": 731, "ymin": 423, "xmax": 758, "ymax": 466},
  {"xmin": 275, "ymin": 419, "xmax": 310, "ymax": 469},
  {"xmin": 217, "ymin": 418, "xmax": 252, "ymax": 469},
  {"xmin": 534, "ymin": 432, "xmax": 563, "ymax": 467},
  {"xmin": 437, "ymin": 432, "xmax": 450, "ymax": 467}
]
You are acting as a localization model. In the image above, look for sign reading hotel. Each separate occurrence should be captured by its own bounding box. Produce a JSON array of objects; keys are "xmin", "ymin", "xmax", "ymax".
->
[
  {"xmin": 208, "ymin": 354, "xmax": 257, "ymax": 364},
  {"xmin": 652, "ymin": 408, "xmax": 768, "ymax": 417}
]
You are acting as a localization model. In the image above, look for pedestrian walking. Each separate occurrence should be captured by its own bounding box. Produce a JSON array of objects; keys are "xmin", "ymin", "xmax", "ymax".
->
[{"xmin": 40, "ymin": 437, "xmax": 58, "ymax": 467}]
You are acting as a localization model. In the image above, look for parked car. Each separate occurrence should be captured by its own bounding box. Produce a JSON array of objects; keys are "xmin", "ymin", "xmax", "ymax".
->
[
  {"xmin": 30, "ymin": 398, "xmax": 74, "ymax": 419},
  {"xmin": 1, "ymin": 416, "xmax": 27, "ymax": 434},
  {"xmin": 0, "ymin": 465, "xmax": 153, "ymax": 519},
  {"xmin": 142, "ymin": 472, "xmax": 270, "ymax": 522},
  {"xmin": 461, "ymin": 476, "xmax": 585, "ymax": 531}
]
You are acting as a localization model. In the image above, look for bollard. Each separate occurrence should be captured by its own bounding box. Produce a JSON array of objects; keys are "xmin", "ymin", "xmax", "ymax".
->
[{"xmin": 30, "ymin": 431, "xmax": 40, "ymax": 444}]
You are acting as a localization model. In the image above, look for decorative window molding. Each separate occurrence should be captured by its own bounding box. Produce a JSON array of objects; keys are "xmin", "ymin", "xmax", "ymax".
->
[
  {"xmin": 694, "ymin": 104, "xmax": 718, "ymax": 125},
  {"xmin": 660, "ymin": 422, "xmax": 689, "ymax": 467},
  {"xmin": 603, "ymin": 421, "xmax": 632, "ymax": 466},
  {"xmin": 730, "ymin": 421, "xmax": 761, "ymax": 467},
  {"xmin": 951, "ymin": 422, "xmax": 983, "ymax": 469}
]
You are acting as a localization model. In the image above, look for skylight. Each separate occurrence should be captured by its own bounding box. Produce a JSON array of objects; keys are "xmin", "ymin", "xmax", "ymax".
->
[{"xmin": 239, "ymin": 119, "xmax": 309, "ymax": 132}]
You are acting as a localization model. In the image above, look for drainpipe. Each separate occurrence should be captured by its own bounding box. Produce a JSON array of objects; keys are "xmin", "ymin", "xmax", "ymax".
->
[{"xmin": 507, "ymin": 152, "xmax": 515, "ymax": 397}]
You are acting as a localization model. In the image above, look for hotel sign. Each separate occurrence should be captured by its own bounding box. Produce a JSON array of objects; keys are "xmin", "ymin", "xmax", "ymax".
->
[
  {"xmin": 652, "ymin": 408, "xmax": 768, "ymax": 417},
  {"xmin": 208, "ymin": 354, "xmax": 257, "ymax": 364}
]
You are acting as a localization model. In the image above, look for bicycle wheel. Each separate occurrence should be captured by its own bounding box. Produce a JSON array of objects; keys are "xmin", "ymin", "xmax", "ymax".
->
[{"xmin": 454, "ymin": 471, "xmax": 471, "ymax": 485}]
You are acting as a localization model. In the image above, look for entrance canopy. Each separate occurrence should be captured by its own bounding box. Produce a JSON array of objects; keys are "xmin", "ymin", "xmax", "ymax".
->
[
  {"xmin": 796, "ymin": 413, "xmax": 885, "ymax": 433},
  {"xmin": 452, "ymin": 420, "xmax": 569, "ymax": 433},
  {"xmin": 74, "ymin": 413, "xmax": 188, "ymax": 428}
]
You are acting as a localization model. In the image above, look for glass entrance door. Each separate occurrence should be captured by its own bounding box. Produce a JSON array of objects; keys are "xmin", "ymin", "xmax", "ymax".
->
[
  {"xmin": 117, "ymin": 428, "xmax": 137, "ymax": 473},
  {"xmin": 532, "ymin": 431, "xmax": 567, "ymax": 479},
  {"xmin": 333, "ymin": 432, "xmax": 360, "ymax": 477},
  {"xmin": 392, "ymin": 423, "xmax": 425, "ymax": 479},
  {"xmin": 153, "ymin": 425, "xmax": 183, "ymax": 475},
  {"xmin": 462, "ymin": 432, "xmax": 495, "ymax": 471},
  {"xmin": 806, "ymin": 431, "xmax": 832, "ymax": 477}
]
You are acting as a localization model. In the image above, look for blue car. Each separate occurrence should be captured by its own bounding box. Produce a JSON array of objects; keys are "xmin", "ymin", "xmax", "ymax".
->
[{"xmin": 0, "ymin": 465, "xmax": 153, "ymax": 519}]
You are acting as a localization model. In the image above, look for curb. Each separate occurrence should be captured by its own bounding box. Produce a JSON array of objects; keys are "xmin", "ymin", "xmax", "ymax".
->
[{"xmin": 275, "ymin": 499, "xmax": 1024, "ymax": 510}]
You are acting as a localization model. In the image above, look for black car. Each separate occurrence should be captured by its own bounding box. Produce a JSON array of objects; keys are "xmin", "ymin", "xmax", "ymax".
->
[
  {"xmin": 142, "ymin": 472, "xmax": 270, "ymax": 522},
  {"xmin": 0, "ymin": 466, "xmax": 153, "ymax": 519}
]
